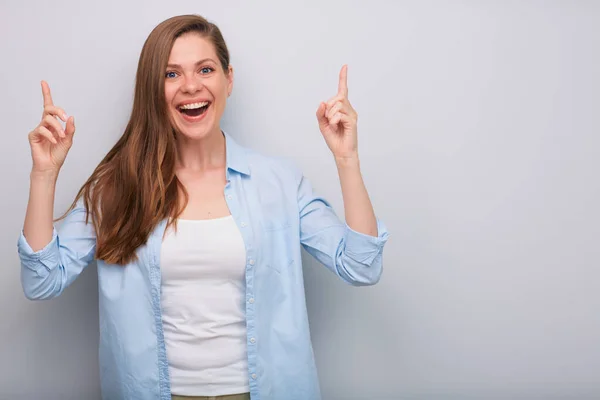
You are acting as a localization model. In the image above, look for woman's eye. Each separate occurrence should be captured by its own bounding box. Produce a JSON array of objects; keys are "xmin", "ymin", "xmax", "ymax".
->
[
  {"xmin": 165, "ymin": 71, "xmax": 177, "ymax": 78},
  {"xmin": 200, "ymin": 67, "xmax": 214, "ymax": 74}
]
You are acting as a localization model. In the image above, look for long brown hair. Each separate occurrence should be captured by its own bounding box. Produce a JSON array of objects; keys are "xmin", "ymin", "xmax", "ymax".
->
[{"xmin": 58, "ymin": 14, "xmax": 231, "ymax": 265}]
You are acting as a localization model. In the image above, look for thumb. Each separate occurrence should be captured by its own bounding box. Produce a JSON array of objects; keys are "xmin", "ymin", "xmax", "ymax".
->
[
  {"xmin": 316, "ymin": 102, "xmax": 328, "ymax": 127},
  {"xmin": 65, "ymin": 116, "xmax": 76, "ymax": 138}
]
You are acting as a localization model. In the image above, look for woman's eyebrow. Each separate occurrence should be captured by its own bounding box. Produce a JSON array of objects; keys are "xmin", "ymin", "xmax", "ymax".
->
[{"xmin": 166, "ymin": 58, "xmax": 217, "ymax": 69}]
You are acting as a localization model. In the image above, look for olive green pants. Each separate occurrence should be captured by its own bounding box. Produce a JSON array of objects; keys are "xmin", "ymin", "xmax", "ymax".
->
[{"xmin": 172, "ymin": 393, "xmax": 250, "ymax": 400}]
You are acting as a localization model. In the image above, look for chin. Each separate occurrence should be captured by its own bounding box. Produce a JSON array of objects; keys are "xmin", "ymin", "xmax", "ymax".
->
[{"xmin": 177, "ymin": 127, "xmax": 214, "ymax": 141}]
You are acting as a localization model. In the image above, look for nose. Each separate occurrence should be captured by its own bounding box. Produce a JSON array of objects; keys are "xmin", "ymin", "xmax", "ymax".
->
[{"xmin": 182, "ymin": 74, "xmax": 203, "ymax": 94}]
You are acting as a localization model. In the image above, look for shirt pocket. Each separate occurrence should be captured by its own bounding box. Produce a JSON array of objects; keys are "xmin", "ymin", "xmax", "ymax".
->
[
  {"xmin": 263, "ymin": 217, "xmax": 291, "ymax": 232},
  {"xmin": 256, "ymin": 181, "xmax": 295, "ymax": 270},
  {"xmin": 264, "ymin": 251, "xmax": 295, "ymax": 274},
  {"xmin": 263, "ymin": 224, "xmax": 295, "ymax": 273},
  {"xmin": 259, "ymin": 189, "xmax": 292, "ymax": 232}
]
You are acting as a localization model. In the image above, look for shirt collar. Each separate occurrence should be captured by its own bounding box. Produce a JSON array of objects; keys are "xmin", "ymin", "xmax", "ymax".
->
[{"xmin": 223, "ymin": 130, "xmax": 251, "ymax": 177}]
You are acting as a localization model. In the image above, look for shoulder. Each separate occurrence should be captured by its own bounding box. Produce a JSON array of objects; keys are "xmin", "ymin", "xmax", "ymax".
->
[
  {"xmin": 225, "ymin": 132, "xmax": 305, "ymax": 191},
  {"xmin": 241, "ymin": 146, "xmax": 303, "ymax": 184}
]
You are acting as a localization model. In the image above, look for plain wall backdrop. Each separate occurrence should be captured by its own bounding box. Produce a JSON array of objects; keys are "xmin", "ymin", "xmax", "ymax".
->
[{"xmin": 1, "ymin": 1, "xmax": 599, "ymax": 399}]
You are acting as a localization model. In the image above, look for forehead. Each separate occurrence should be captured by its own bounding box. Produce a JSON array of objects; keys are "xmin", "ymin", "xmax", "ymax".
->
[{"xmin": 168, "ymin": 33, "xmax": 217, "ymax": 64}]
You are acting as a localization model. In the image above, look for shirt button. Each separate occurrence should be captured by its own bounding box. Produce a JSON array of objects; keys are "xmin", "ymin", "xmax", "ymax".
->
[
  {"xmin": 227, "ymin": 194, "xmax": 233, "ymax": 200},
  {"xmin": 248, "ymin": 259, "xmax": 255, "ymax": 266},
  {"xmin": 250, "ymin": 337, "xmax": 256, "ymax": 344},
  {"xmin": 248, "ymin": 298, "xmax": 255, "ymax": 304},
  {"xmin": 252, "ymin": 373, "xmax": 257, "ymax": 380},
  {"xmin": 241, "ymin": 222, "xmax": 247, "ymax": 228}
]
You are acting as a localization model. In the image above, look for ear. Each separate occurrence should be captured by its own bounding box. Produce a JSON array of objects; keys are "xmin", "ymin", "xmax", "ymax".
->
[{"xmin": 227, "ymin": 65, "xmax": 234, "ymax": 97}]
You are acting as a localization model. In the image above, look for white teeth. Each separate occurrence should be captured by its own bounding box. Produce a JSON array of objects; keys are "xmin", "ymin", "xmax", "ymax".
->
[{"xmin": 179, "ymin": 101, "xmax": 209, "ymax": 110}]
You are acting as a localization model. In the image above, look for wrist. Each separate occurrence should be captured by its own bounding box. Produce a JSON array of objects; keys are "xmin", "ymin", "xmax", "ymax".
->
[
  {"xmin": 30, "ymin": 168, "xmax": 59, "ymax": 182},
  {"xmin": 334, "ymin": 153, "xmax": 360, "ymax": 169}
]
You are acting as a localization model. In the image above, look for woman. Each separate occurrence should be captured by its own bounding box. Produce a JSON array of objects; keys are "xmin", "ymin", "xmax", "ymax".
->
[{"xmin": 19, "ymin": 14, "xmax": 388, "ymax": 400}]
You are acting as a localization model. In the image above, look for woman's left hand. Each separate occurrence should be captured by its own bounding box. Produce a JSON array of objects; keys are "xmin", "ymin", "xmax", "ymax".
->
[{"xmin": 316, "ymin": 65, "xmax": 359, "ymax": 160}]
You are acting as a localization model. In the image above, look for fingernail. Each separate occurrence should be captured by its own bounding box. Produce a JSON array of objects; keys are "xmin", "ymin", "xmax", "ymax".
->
[{"xmin": 63, "ymin": 113, "xmax": 68, "ymax": 120}]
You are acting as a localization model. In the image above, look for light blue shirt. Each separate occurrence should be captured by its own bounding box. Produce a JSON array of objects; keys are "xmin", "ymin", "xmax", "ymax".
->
[{"xmin": 18, "ymin": 132, "xmax": 389, "ymax": 400}]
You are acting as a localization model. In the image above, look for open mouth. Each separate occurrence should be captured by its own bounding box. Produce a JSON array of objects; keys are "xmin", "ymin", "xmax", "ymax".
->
[{"xmin": 177, "ymin": 101, "xmax": 211, "ymax": 118}]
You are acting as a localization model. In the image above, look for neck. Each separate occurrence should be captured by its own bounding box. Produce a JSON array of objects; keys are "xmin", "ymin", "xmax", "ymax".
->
[{"xmin": 175, "ymin": 129, "xmax": 226, "ymax": 172}]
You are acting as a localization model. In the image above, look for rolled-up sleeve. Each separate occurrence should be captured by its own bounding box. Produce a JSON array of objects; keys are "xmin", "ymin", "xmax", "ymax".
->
[
  {"xmin": 17, "ymin": 202, "xmax": 97, "ymax": 300},
  {"xmin": 297, "ymin": 172, "xmax": 389, "ymax": 286}
]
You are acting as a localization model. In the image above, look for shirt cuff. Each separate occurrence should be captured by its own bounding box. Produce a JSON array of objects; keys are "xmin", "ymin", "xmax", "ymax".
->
[
  {"xmin": 17, "ymin": 228, "xmax": 59, "ymax": 272},
  {"xmin": 343, "ymin": 219, "xmax": 389, "ymax": 265}
]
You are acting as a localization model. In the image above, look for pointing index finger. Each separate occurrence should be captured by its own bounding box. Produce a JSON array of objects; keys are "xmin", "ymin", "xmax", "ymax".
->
[
  {"xmin": 41, "ymin": 80, "xmax": 54, "ymax": 107},
  {"xmin": 337, "ymin": 64, "xmax": 348, "ymax": 97}
]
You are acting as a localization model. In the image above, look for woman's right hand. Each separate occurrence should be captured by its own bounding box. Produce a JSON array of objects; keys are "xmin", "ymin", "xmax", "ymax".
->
[{"xmin": 28, "ymin": 81, "xmax": 75, "ymax": 174}]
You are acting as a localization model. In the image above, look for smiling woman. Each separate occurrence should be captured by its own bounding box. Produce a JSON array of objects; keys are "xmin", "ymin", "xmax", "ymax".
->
[
  {"xmin": 165, "ymin": 36, "xmax": 232, "ymax": 137},
  {"xmin": 18, "ymin": 13, "xmax": 389, "ymax": 400}
]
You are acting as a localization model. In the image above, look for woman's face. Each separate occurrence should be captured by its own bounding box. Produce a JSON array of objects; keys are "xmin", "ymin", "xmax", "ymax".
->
[{"xmin": 165, "ymin": 33, "xmax": 233, "ymax": 140}]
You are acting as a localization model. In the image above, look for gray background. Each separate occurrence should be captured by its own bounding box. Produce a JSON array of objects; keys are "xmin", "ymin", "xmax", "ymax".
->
[{"xmin": 1, "ymin": 1, "xmax": 599, "ymax": 399}]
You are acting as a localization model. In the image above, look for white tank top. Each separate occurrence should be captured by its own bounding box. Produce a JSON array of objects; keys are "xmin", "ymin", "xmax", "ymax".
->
[{"xmin": 160, "ymin": 215, "xmax": 249, "ymax": 396}]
